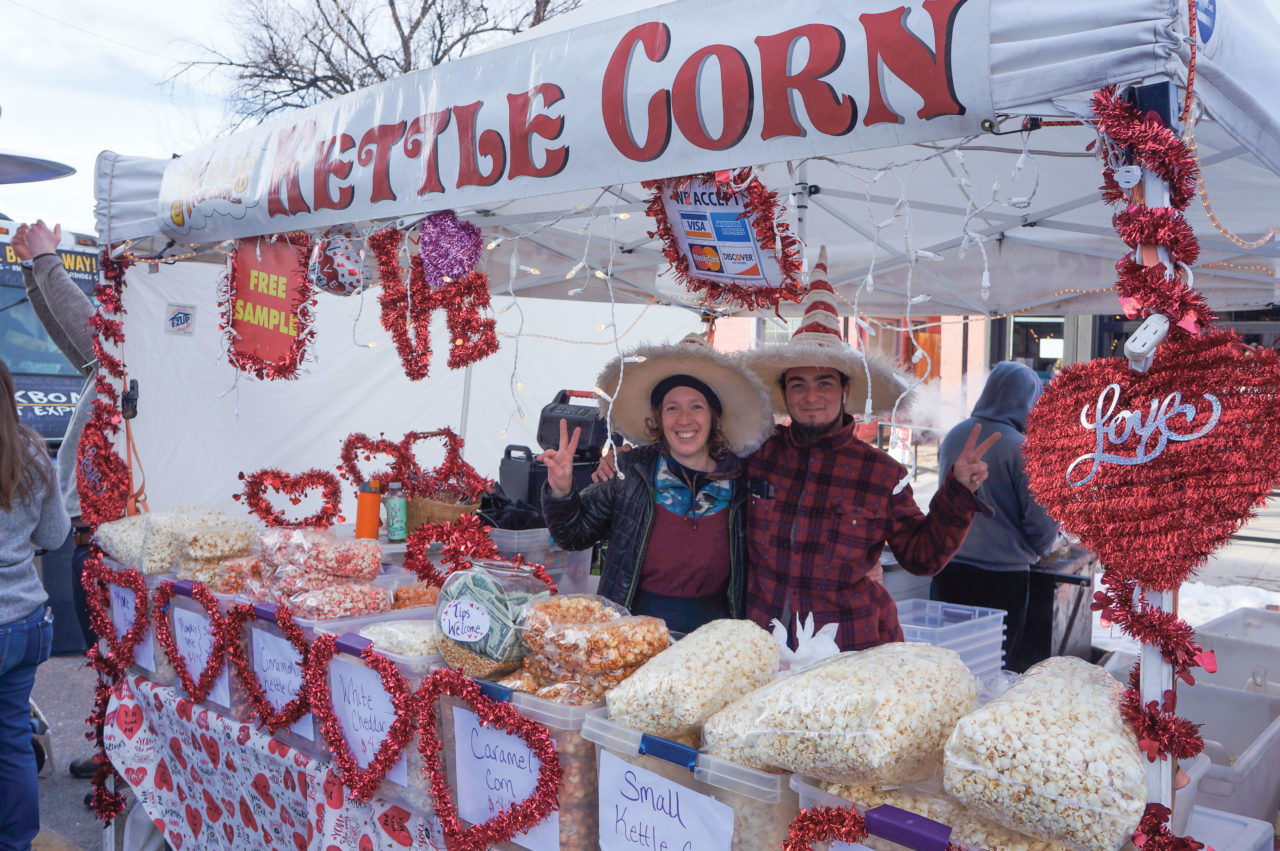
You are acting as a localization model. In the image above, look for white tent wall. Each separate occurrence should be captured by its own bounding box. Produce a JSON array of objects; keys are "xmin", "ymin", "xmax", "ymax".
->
[{"xmin": 119, "ymin": 262, "xmax": 699, "ymax": 518}]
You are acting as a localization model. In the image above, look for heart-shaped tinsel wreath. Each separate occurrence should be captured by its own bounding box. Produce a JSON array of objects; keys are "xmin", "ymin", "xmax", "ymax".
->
[
  {"xmin": 234, "ymin": 468, "xmax": 344, "ymax": 528},
  {"xmin": 417, "ymin": 667, "xmax": 561, "ymax": 851},
  {"xmin": 223, "ymin": 603, "xmax": 311, "ymax": 733},
  {"xmin": 81, "ymin": 551, "xmax": 150, "ymax": 676},
  {"xmin": 305, "ymin": 634, "xmax": 421, "ymax": 803},
  {"xmin": 1024, "ymin": 328, "xmax": 1280, "ymax": 591},
  {"xmin": 783, "ymin": 806, "xmax": 869, "ymax": 850},
  {"xmin": 338, "ymin": 433, "xmax": 414, "ymax": 489},
  {"xmin": 153, "ymin": 581, "xmax": 229, "ymax": 704}
]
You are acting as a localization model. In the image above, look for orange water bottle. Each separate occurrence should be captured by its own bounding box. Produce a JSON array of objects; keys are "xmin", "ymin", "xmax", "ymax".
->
[{"xmin": 355, "ymin": 479, "xmax": 382, "ymax": 539}]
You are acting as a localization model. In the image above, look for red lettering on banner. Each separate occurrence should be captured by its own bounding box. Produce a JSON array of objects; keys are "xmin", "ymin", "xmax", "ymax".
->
[
  {"xmin": 314, "ymin": 134, "xmax": 356, "ymax": 211},
  {"xmin": 267, "ymin": 123, "xmax": 314, "ymax": 217},
  {"xmin": 861, "ymin": 0, "xmax": 969, "ymax": 125},
  {"xmin": 454, "ymin": 102, "xmax": 506, "ymax": 188},
  {"xmin": 671, "ymin": 44, "xmax": 753, "ymax": 151},
  {"xmin": 404, "ymin": 110, "xmax": 453, "ymax": 196},
  {"xmin": 756, "ymin": 25, "xmax": 856, "ymax": 139},
  {"xmin": 602, "ymin": 23, "xmax": 672, "ymax": 162},
  {"xmin": 507, "ymin": 84, "xmax": 568, "ymax": 179},
  {"xmin": 358, "ymin": 122, "xmax": 407, "ymax": 203}
]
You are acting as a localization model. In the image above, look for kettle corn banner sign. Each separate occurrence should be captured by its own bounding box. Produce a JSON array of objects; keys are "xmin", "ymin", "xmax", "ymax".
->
[{"xmin": 158, "ymin": 0, "xmax": 991, "ymax": 242}]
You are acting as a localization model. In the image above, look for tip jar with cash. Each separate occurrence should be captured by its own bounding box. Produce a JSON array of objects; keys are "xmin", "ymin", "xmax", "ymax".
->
[{"xmin": 435, "ymin": 562, "xmax": 553, "ymax": 679}]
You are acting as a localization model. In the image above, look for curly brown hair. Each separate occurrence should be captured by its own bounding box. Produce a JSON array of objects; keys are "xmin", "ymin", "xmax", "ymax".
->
[{"xmin": 641, "ymin": 406, "xmax": 732, "ymax": 461}]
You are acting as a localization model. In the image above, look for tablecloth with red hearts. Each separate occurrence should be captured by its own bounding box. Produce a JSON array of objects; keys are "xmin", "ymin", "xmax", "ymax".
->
[{"xmin": 104, "ymin": 675, "xmax": 446, "ymax": 850}]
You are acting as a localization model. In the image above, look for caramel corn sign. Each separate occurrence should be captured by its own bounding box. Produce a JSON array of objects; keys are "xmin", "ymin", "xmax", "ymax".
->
[{"xmin": 223, "ymin": 234, "xmax": 316, "ymax": 380}]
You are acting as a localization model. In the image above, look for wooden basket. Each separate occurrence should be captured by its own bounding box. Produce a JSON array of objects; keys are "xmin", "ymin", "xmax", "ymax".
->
[{"xmin": 407, "ymin": 497, "xmax": 478, "ymax": 533}]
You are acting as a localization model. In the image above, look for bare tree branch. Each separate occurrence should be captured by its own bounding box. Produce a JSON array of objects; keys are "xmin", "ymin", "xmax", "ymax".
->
[{"xmin": 174, "ymin": 0, "xmax": 583, "ymax": 128}]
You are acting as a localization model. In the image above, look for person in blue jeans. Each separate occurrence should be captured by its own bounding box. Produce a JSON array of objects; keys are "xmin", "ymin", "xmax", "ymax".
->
[{"xmin": 0, "ymin": 358, "xmax": 70, "ymax": 850}]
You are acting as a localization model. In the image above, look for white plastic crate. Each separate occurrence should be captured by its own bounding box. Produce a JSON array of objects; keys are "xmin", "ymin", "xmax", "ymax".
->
[
  {"xmin": 1185, "ymin": 806, "xmax": 1274, "ymax": 851},
  {"xmin": 1103, "ymin": 651, "xmax": 1280, "ymax": 822},
  {"xmin": 897, "ymin": 600, "xmax": 1006, "ymax": 646},
  {"xmin": 581, "ymin": 708, "xmax": 799, "ymax": 851},
  {"xmin": 313, "ymin": 607, "xmax": 442, "ymax": 686},
  {"xmin": 1193, "ymin": 608, "xmax": 1280, "ymax": 693}
]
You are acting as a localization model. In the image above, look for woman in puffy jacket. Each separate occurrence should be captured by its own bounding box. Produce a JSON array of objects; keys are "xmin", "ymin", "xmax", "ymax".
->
[
  {"xmin": 0, "ymin": 358, "xmax": 70, "ymax": 850},
  {"xmin": 540, "ymin": 335, "xmax": 772, "ymax": 634}
]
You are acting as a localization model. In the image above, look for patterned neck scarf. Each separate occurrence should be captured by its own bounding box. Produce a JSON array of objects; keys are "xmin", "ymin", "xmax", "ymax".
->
[{"xmin": 653, "ymin": 455, "xmax": 734, "ymax": 518}]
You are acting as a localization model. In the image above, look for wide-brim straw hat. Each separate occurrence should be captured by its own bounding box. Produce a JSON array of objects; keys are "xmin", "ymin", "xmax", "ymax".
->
[
  {"xmin": 596, "ymin": 333, "xmax": 774, "ymax": 456},
  {"xmin": 744, "ymin": 247, "xmax": 914, "ymax": 418}
]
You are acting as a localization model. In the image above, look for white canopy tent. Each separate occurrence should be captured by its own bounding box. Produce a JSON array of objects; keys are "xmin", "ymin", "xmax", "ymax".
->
[{"xmin": 89, "ymin": 0, "xmax": 1280, "ymax": 515}]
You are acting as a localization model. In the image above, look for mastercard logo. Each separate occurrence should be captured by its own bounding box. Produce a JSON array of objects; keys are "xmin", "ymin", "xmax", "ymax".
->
[{"xmin": 690, "ymin": 244, "xmax": 722, "ymax": 272}]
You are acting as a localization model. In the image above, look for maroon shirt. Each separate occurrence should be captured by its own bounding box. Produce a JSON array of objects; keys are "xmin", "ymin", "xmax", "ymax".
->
[
  {"xmin": 744, "ymin": 417, "xmax": 980, "ymax": 650},
  {"xmin": 638, "ymin": 505, "xmax": 732, "ymax": 598}
]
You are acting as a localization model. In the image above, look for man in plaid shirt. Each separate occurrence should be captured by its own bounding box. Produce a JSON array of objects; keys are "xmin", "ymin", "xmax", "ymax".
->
[{"xmin": 744, "ymin": 253, "xmax": 996, "ymax": 650}]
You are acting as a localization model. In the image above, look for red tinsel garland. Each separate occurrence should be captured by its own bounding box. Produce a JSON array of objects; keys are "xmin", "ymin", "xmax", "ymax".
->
[
  {"xmin": 77, "ymin": 249, "xmax": 132, "ymax": 528},
  {"xmin": 643, "ymin": 170, "xmax": 804, "ymax": 311},
  {"xmin": 1133, "ymin": 804, "xmax": 1206, "ymax": 851},
  {"xmin": 403, "ymin": 427, "xmax": 493, "ymax": 502},
  {"xmin": 369, "ymin": 227, "xmax": 438, "ymax": 380},
  {"xmin": 783, "ymin": 806, "xmax": 869, "ymax": 851},
  {"xmin": 218, "ymin": 232, "xmax": 318, "ymax": 380},
  {"xmin": 417, "ymin": 667, "xmax": 561, "ymax": 851},
  {"xmin": 369, "ymin": 227, "xmax": 502, "ymax": 380},
  {"xmin": 1112, "ymin": 206, "xmax": 1200, "ymax": 267},
  {"xmin": 338, "ymin": 432, "xmax": 415, "ymax": 488},
  {"xmin": 222, "ymin": 603, "xmax": 312, "ymax": 733},
  {"xmin": 1093, "ymin": 86, "xmax": 1198, "ymax": 210},
  {"xmin": 442, "ymin": 271, "xmax": 499, "ymax": 370},
  {"xmin": 1121, "ymin": 665, "xmax": 1206, "ymax": 763},
  {"xmin": 305, "ymin": 634, "xmax": 421, "ymax": 803},
  {"xmin": 152, "ymin": 581, "xmax": 229, "ymax": 704},
  {"xmin": 81, "ymin": 553, "xmax": 149, "ymax": 675},
  {"xmin": 1115, "ymin": 258, "xmax": 1215, "ymax": 335},
  {"xmin": 1091, "ymin": 578, "xmax": 1213, "ymax": 687},
  {"xmin": 406, "ymin": 513, "xmax": 500, "ymax": 580},
  {"xmin": 234, "ymin": 468, "xmax": 344, "ymax": 528}
]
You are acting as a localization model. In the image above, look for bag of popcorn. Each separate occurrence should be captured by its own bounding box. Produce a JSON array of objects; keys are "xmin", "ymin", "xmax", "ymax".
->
[
  {"xmin": 519, "ymin": 594, "xmax": 669, "ymax": 674},
  {"xmin": 943, "ymin": 656, "xmax": 1146, "ymax": 851},
  {"xmin": 744, "ymin": 643, "xmax": 977, "ymax": 786},
  {"xmin": 139, "ymin": 506, "xmax": 228, "ymax": 574},
  {"xmin": 289, "ymin": 581, "xmax": 390, "ymax": 620},
  {"xmin": 94, "ymin": 515, "xmax": 147, "ymax": 570},
  {"xmin": 605, "ymin": 619, "xmax": 778, "ymax": 741}
]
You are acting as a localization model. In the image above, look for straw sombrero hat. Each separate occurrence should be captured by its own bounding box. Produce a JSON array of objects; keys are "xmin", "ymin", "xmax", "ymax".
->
[
  {"xmin": 744, "ymin": 247, "xmax": 914, "ymax": 418},
  {"xmin": 596, "ymin": 333, "xmax": 774, "ymax": 455}
]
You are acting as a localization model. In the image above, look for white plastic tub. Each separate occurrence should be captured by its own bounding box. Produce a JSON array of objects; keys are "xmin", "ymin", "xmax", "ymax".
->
[
  {"xmin": 1193, "ymin": 608, "xmax": 1280, "ymax": 693},
  {"xmin": 581, "ymin": 708, "xmax": 798, "ymax": 851},
  {"xmin": 1184, "ymin": 806, "xmax": 1274, "ymax": 851},
  {"xmin": 102, "ymin": 557, "xmax": 174, "ymax": 686},
  {"xmin": 241, "ymin": 602, "xmax": 325, "ymax": 761},
  {"xmin": 166, "ymin": 580, "xmax": 250, "ymax": 720}
]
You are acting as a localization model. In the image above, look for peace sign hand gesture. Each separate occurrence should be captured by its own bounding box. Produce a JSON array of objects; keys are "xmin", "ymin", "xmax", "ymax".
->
[
  {"xmin": 952, "ymin": 423, "xmax": 1000, "ymax": 493},
  {"xmin": 537, "ymin": 418, "xmax": 581, "ymax": 498}
]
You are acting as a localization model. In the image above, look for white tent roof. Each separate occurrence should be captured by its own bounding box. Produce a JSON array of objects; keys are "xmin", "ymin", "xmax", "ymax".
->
[{"xmin": 94, "ymin": 0, "xmax": 1280, "ymax": 316}]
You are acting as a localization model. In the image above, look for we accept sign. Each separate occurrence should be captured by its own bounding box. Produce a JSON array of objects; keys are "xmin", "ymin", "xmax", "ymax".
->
[{"xmin": 157, "ymin": 0, "xmax": 991, "ymax": 242}]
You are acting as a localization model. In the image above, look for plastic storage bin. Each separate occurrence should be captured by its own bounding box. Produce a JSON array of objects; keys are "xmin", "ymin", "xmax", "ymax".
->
[
  {"xmin": 1171, "ymin": 753, "xmax": 1211, "ymax": 837},
  {"xmin": 435, "ymin": 681, "xmax": 599, "ymax": 851},
  {"xmin": 1193, "ymin": 608, "xmax": 1280, "ymax": 693},
  {"xmin": 166, "ymin": 580, "xmax": 250, "ymax": 719},
  {"xmin": 241, "ymin": 602, "xmax": 326, "ymax": 761},
  {"xmin": 1184, "ymin": 806, "xmax": 1274, "ymax": 851},
  {"xmin": 102, "ymin": 557, "xmax": 174, "ymax": 686},
  {"xmin": 790, "ymin": 775, "xmax": 873, "ymax": 851},
  {"xmin": 1103, "ymin": 651, "xmax": 1280, "ymax": 822},
  {"xmin": 542, "ymin": 545, "xmax": 593, "ymax": 596},
  {"xmin": 581, "ymin": 708, "xmax": 799, "ymax": 851},
  {"xmin": 314, "ymin": 607, "xmax": 441, "ymax": 687},
  {"xmin": 490, "ymin": 527, "xmax": 553, "ymax": 562},
  {"xmin": 320, "ymin": 632, "xmax": 440, "ymax": 811},
  {"xmin": 897, "ymin": 599, "xmax": 1006, "ymax": 673}
]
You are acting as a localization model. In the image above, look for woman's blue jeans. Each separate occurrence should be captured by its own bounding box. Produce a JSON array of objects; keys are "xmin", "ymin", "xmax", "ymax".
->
[{"xmin": 0, "ymin": 606, "xmax": 53, "ymax": 851}]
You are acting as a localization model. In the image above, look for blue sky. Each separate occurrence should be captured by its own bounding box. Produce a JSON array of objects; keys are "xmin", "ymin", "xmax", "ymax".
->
[{"xmin": 2, "ymin": 0, "xmax": 234, "ymax": 234}]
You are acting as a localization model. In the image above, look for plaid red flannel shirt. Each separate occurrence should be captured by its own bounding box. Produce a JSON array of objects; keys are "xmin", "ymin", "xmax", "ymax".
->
[{"xmin": 744, "ymin": 417, "xmax": 981, "ymax": 651}]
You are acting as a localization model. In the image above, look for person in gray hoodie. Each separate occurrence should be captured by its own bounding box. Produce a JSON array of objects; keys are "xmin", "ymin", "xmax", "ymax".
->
[{"xmin": 933, "ymin": 361, "xmax": 1060, "ymax": 672}]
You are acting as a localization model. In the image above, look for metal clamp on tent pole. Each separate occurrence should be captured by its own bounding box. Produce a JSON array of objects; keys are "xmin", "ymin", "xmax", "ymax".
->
[{"xmin": 1123, "ymin": 313, "xmax": 1169, "ymax": 373}]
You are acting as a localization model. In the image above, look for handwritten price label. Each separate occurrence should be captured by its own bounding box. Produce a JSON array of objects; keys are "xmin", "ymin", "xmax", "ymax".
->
[
  {"xmin": 251, "ymin": 626, "xmax": 313, "ymax": 739},
  {"xmin": 452, "ymin": 706, "xmax": 557, "ymax": 850},
  {"xmin": 598, "ymin": 749, "xmax": 733, "ymax": 851},
  {"xmin": 109, "ymin": 584, "xmax": 156, "ymax": 670},
  {"xmin": 172, "ymin": 606, "xmax": 230, "ymax": 707},
  {"xmin": 440, "ymin": 600, "xmax": 489, "ymax": 643},
  {"xmin": 330, "ymin": 658, "xmax": 407, "ymax": 785}
]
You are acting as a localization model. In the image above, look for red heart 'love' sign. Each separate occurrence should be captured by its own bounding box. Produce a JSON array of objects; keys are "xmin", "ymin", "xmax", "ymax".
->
[{"xmin": 1024, "ymin": 330, "xmax": 1280, "ymax": 590}]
